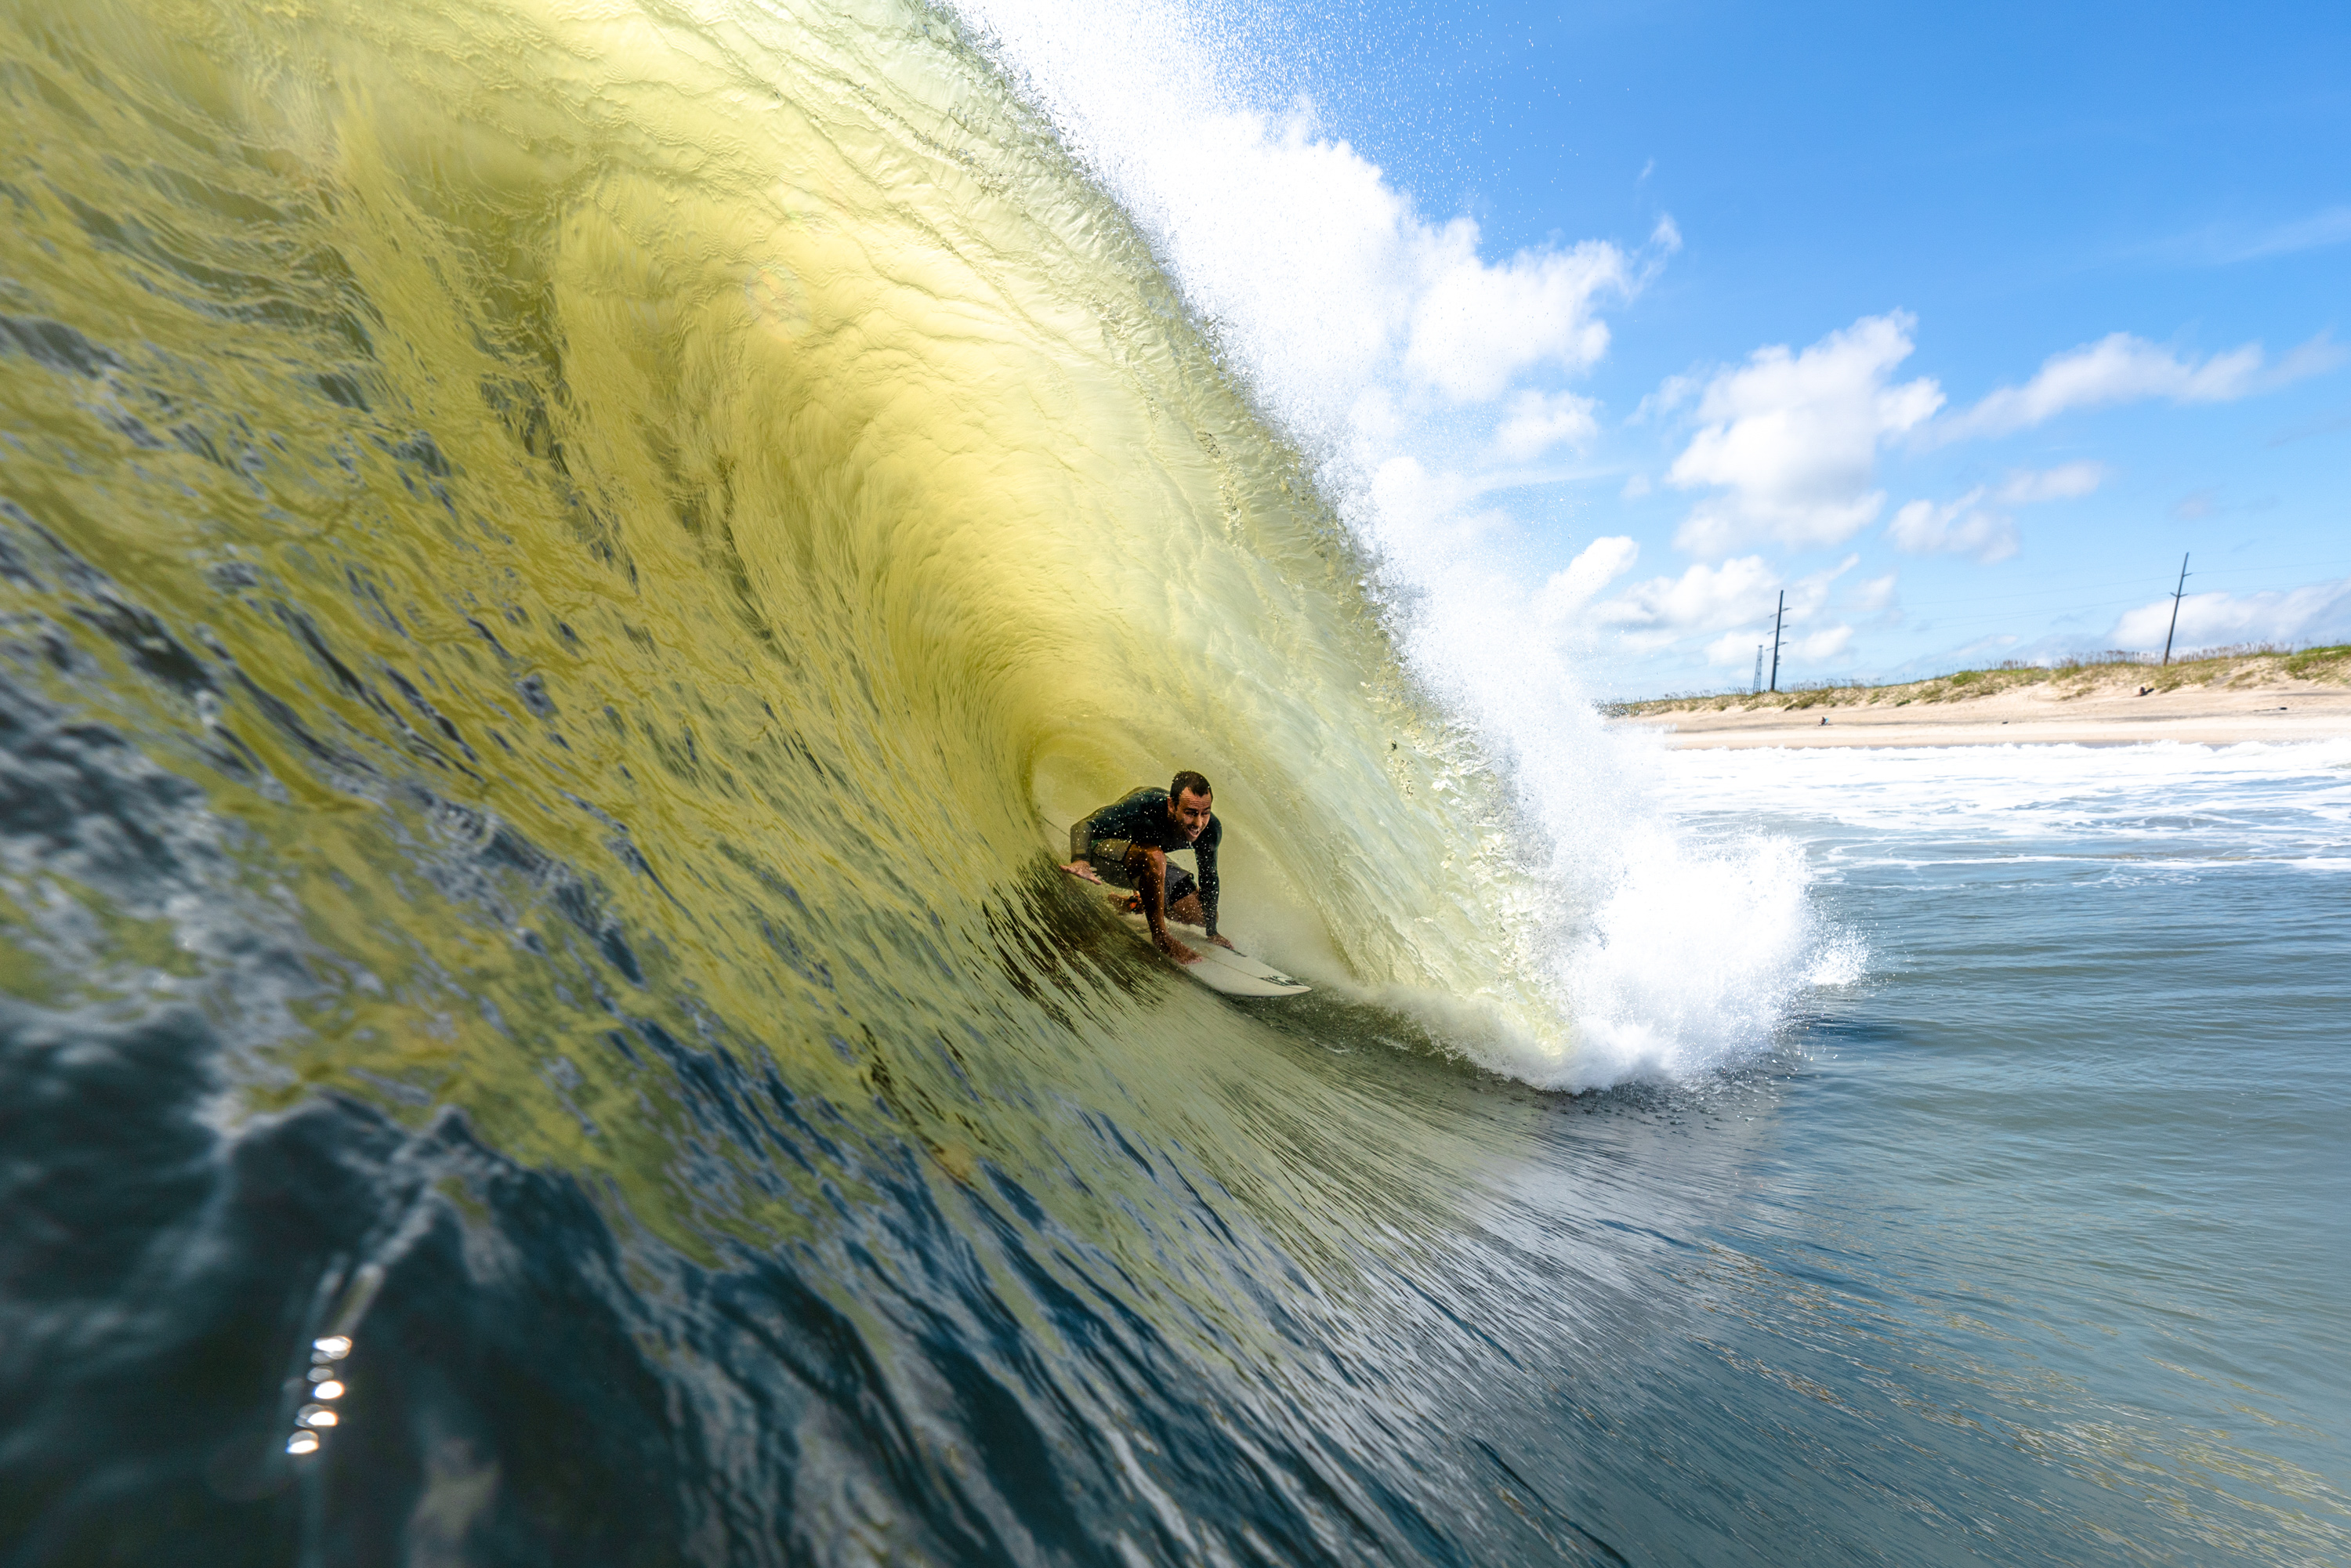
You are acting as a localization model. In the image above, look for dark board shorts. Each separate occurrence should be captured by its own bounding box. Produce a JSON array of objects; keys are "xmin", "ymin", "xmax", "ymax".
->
[{"xmin": 1085, "ymin": 840, "xmax": 1199, "ymax": 908}]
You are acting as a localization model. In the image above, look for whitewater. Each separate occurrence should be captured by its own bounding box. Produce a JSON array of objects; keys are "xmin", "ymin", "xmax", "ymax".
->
[{"xmin": 1, "ymin": 0, "xmax": 2345, "ymax": 1562}]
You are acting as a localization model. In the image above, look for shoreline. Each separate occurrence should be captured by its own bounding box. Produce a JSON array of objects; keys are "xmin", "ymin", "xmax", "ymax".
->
[{"xmin": 1606, "ymin": 683, "xmax": 2351, "ymax": 750}]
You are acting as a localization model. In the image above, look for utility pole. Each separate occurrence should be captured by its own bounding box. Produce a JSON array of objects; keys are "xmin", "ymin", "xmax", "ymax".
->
[
  {"xmin": 2161, "ymin": 553, "xmax": 2190, "ymax": 665},
  {"xmin": 1767, "ymin": 592, "xmax": 1786, "ymax": 693},
  {"xmin": 1751, "ymin": 643, "xmax": 1765, "ymax": 696}
]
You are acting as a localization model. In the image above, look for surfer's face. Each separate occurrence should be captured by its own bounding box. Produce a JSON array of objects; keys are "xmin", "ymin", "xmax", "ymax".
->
[{"xmin": 1171, "ymin": 788, "xmax": 1212, "ymax": 842}]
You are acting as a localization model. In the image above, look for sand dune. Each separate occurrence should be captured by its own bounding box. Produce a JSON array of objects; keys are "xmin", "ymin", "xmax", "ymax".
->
[{"xmin": 1609, "ymin": 668, "xmax": 2351, "ymax": 749}]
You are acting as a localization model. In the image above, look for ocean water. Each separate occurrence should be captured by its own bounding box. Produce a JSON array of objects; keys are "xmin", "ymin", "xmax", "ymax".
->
[
  {"xmin": 2, "ymin": 0, "xmax": 2348, "ymax": 1562},
  {"xmin": 1626, "ymin": 740, "xmax": 2351, "ymax": 1563}
]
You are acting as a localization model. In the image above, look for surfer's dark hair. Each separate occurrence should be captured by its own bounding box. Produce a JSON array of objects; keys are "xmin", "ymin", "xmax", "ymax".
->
[{"xmin": 1170, "ymin": 770, "xmax": 1212, "ymax": 803}]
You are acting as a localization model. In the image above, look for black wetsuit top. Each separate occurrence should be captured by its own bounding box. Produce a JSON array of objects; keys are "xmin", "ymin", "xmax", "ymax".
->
[{"xmin": 1075, "ymin": 788, "xmax": 1221, "ymax": 936}]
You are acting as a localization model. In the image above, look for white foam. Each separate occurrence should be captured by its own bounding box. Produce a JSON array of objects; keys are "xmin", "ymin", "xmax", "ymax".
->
[{"xmin": 1650, "ymin": 738, "xmax": 2351, "ymax": 857}]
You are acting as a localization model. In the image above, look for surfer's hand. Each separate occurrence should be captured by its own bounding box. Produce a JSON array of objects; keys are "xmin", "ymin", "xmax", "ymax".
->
[
  {"xmin": 1060, "ymin": 860, "xmax": 1103, "ymax": 884},
  {"xmin": 1160, "ymin": 933, "xmax": 1200, "ymax": 964}
]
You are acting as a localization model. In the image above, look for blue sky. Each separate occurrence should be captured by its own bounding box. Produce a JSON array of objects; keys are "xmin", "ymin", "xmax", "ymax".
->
[
  {"xmin": 1300, "ymin": 0, "xmax": 2351, "ymax": 690},
  {"xmin": 965, "ymin": 0, "xmax": 2349, "ymax": 695}
]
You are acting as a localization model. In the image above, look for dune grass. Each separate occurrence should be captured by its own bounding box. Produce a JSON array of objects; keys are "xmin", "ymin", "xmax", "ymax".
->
[{"xmin": 1609, "ymin": 644, "xmax": 2351, "ymax": 717}]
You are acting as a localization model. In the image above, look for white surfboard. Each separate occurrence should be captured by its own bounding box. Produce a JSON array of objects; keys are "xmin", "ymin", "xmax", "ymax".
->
[
  {"xmin": 1115, "ymin": 912, "xmax": 1311, "ymax": 997},
  {"xmin": 1060, "ymin": 865, "xmax": 1311, "ymax": 996}
]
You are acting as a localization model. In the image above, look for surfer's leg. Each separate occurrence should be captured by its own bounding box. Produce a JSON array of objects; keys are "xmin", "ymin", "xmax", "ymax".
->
[
  {"xmin": 1086, "ymin": 842, "xmax": 1139, "ymax": 902},
  {"xmin": 1163, "ymin": 864, "xmax": 1203, "ymax": 924},
  {"xmin": 1109, "ymin": 844, "xmax": 1153, "ymax": 914}
]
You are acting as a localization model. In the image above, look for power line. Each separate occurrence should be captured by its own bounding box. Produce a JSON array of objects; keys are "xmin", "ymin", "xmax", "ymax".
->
[
  {"xmin": 1927, "ymin": 589, "xmax": 2187, "ymax": 618},
  {"xmin": 2180, "ymin": 556, "xmax": 2351, "ymax": 578},
  {"xmin": 1888, "ymin": 556, "xmax": 2351, "ymax": 612}
]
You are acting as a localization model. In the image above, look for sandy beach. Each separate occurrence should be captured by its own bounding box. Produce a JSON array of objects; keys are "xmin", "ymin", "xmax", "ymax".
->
[{"xmin": 1610, "ymin": 675, "xmax": 2351, "ymax": 749}]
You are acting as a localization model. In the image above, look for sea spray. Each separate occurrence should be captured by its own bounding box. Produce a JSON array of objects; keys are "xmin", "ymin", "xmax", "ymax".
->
[{"xmin": 952, "ymin": 0, "xmax": 1842, "ymax": 1082}]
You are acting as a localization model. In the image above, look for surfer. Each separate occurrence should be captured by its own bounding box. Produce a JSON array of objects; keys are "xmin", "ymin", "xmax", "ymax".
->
[{"xmin": 1062, "ymin": 771, "xmax": 1233, "ymax": 964}]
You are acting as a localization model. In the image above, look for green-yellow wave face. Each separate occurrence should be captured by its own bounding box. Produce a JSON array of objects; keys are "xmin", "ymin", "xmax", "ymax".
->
[{"xmin": 0, "ymin": 0, "xmax": 1573, "ymax": 1260}]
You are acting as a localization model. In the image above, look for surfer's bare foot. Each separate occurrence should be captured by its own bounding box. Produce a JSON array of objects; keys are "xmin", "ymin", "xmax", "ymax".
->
[{"xmin": 1209, "ymin": 933, "xmax": 1236, "ymax": 950}]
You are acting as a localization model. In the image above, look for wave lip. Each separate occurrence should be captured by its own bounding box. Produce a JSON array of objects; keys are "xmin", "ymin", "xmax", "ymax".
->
[{"xmin": 955, "ymin": 0, "xmax": 1834, "ymax": 1088}]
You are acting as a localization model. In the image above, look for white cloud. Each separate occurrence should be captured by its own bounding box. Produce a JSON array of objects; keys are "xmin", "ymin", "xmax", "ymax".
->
[
  {"xmin": 1597, "ymin": 555, "xmax": 1782, "ymax": 649},
  {"xmin": 1702, "ymin": 630, "xmax": 1759, "ymax": 668},
  {"xmin": 1703, "ymin": 628, "xmax": 1769, "ymax": 667},
  {"xmin": 1788, "ymin": 625, "xmax": 1854, "ymax": 661},
  {"xmin": 2222, "ymin": 205, "xmax": 2351, "ymax": 263},
  {"xmin": 1536, "ymin": 536, "xmax": 1639, "ymax": 621},
  {"xmin": 1401, "ymin": 214, "xmax": 1673, "ymax": 406},
  {"xmin": 1853, "ymin": 571, "xmax": 1900, "ymax": 614},
  {"xmin": 1665, "ymin": 313, "xmax": 1944, "ymax": 554},
  {"xmin": 1635, "ymin": 372, "xmax": 1697, "ymax": 424},
  {"xmin": 1704, "ymin": 620, "xmax": 1854, "ymax": 667},
  {"xmin": 1598, "ymin": 552, "xmax": 1853, "ymax": 650},
  {"xmin": 2111, "ymin": 576, "xmax": 2351, "ymax": 652},
  {"xmin": 1889, "ymin": 461, "xmax": 2103, "ymax": 564},
  {"xmin": 1935, "ymin": 334, "xmax": 2345, "ymax": 441},
  {"xmin": 1491, "ymin": 388, "xmax": 1601, "ymax": 462},
  {"xmin": 1785, "ymin": 553, "xmax": 1860, "ymax": 620},
  {"xmin": 1996, "ymin": 461, "xmax": 2106, "ymax": 503},
  {"xmin": 1887, "ymin": 491, "xmax": 2020, "ymax": 563},
  {"xmin": 1604, "ymin": 555, "xmax": 1861, "ymax": 661},
  {"xmin": 1405, "ymin": 230, "xmax": 1628, "ymax": 403}
]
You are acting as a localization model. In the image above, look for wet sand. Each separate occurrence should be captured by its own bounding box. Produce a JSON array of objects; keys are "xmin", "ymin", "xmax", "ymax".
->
[{"xmin": 1609, "ymin": 681, "xmax": 2351, "ymax": 749}]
